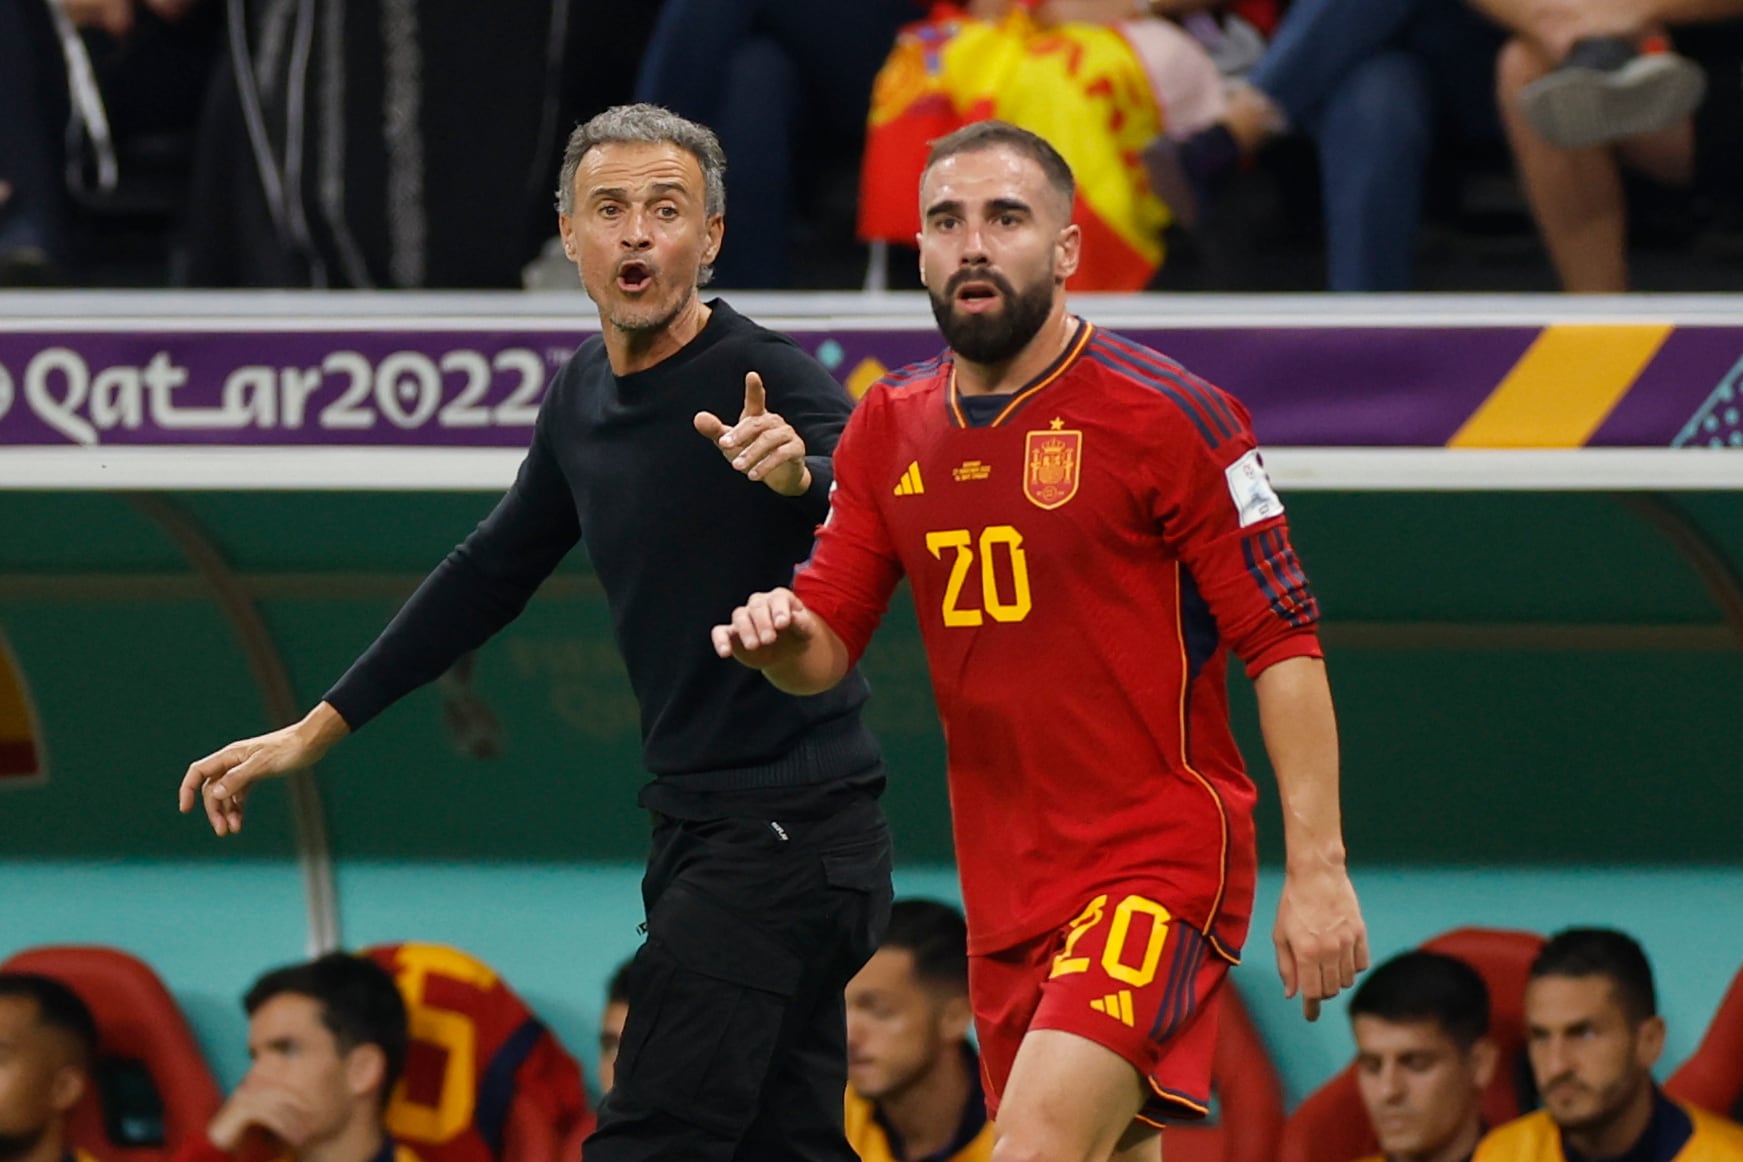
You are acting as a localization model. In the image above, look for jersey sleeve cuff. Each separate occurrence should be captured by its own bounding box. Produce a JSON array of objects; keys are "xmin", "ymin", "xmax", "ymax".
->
[{"xmin": 1242, "ymin": 632, "xmax": 1323, "ymax": 679}]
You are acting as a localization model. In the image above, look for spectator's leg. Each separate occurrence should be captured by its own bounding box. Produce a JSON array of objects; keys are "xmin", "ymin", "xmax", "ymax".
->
[
  {"xmin": 633, "ymin": 0, "xmax": 760, "ymax": 120},
  {"xmin": 1250, "ymin": 0, "xmax": 1437, "ymax": 125},
  {"xmin": 761, "ymin": 0, "xmax": 913, "ymax": 137},
  {"xmin": 0, "ymin": 0, "xmax": 67, "ymax": 275},
  {"xmin": 1496, "ymin": 36, "xmax": 1631, "ymax": 291},
  {"xmin": 1306, "ymin": 50, "xmax": 1435, "ymax": 291},
  {"xmin": 1407, "ymin": 0, "xmax": 1506, "ymax": 145},
  {"xmin": 708, "ymin": 35, "xmax": 798, "ymax": 288}
]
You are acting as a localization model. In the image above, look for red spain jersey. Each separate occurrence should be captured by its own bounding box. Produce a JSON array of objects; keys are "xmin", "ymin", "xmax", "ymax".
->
[{"xmin": 795, "ymin": 320, "xmax": 1322, "ymax": 957}]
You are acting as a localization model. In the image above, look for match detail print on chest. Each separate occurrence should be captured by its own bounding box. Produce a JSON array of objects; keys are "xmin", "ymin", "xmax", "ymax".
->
[{"xmin": 901, "ymin": 418, "xmax": 1086, "ymax": 630}]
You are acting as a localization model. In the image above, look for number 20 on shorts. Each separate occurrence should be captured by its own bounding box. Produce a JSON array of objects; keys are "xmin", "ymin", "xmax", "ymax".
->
[{"xmin": 1049, "ymin": 894, "xmax": 1173, "ymax": 987}]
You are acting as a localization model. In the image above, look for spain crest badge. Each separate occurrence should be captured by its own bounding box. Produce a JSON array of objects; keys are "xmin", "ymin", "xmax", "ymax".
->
[{"xmin": 1024, "ymin": 422, "xmax": 1082, "ymax": 510}]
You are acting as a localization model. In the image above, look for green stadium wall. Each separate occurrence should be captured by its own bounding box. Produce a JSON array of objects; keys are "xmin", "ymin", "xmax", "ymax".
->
[{"xmin": 2, "ymin": 489, "xmax": 1740, "ymax": 1104}]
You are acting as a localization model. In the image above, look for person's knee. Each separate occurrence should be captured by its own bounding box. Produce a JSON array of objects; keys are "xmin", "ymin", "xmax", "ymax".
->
[{"xmin": 1496, "ymin": 35, "xmax": 1551, "ymax": 98}]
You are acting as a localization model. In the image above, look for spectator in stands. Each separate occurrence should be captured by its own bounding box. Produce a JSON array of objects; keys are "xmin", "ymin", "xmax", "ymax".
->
[
  {"xmin": 859, "ymin": 0, "xmax": 1231, "ymax": 290},
  {"xmin": 175, "ymin": 953, "xmax": 413, "ymax": 1162},
  {"xmin": 633, "ymin": 0, "xmax": 919, "ymax": 287},
  {"xmin": 595, "ymin": 962, "xmax": 630, "ymax": 1096},
  {"xmin": 1475, "ymin": 928, "xmax": 1743, "ymax": 1162},
  {"xmin": 1349, "ymin": 951, "xmax": 1497, "ymax": 1162},
  {"xmin": 843, "ymin": 900, "xmax": 991, "ymax": 1162},
  {"xmin": 0, "ymin": 0, "xmax": 218, "ymax": 285},
  {"xmin": 1466, "ymin": 0, "xmax": 1743, "ymax": 291},
  {"xmin": 1146, "ymin": 0, "xmax": 1504, "ymax": 290},
  {"xmin": 0, "ymin": 974, "xmax": 99, "ymax": 1162}
]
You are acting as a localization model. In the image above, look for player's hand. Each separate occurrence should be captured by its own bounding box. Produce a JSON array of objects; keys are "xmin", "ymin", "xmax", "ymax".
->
[
  {"xmin": 711, "ymin": 588, "xmax": 820, "ymax": 669},
  {"xmin": 207, "ymin": 1084, "xmax": 319, "ymax": 1152},
  {"xmin": 693, "ymin": 372, "xmax": 812, "ymax": 497},
  {"xmin": 178, "ymin": 704, "xmax": 348, "ymax": 836},
  {"xmin": 1274, "ymin": 859, "xmax": 1368, "ymax": 1021}
]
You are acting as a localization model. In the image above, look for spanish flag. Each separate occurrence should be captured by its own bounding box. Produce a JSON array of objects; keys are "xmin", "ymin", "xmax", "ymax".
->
[{"xmin": 859, "ymin": 4, "xmax": 1169, "ymax": 291}]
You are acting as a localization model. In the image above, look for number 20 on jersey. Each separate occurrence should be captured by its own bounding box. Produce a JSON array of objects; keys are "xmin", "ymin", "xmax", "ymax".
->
[{"xmin": 924, "ymin": 525, "xmax": 1032, "ymax": 627}]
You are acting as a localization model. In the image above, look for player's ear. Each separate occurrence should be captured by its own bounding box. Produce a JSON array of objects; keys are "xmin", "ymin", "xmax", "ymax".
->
[
  {"xmin": 940, "ymin": 992, "xmax": 973, "ymax": 1042},
  {"xmin": 1468, "ymin": 1037, "xmax": 1499, "ymax": 1090},
  {"xmin": 558, "ymin": 214, "xmax": 577, "ymax": 261},
  {"xmin": 50, "ymin": 1065, "xmax": 86, "ymax": 1115},
  {"xmin": 345, "ymin": 1042, "xmax": 387, "ymax": 1103},
  {"xmin": 1636, "ymin": 1015, "xmax": 1667, "ymax": 1070},
  {"xmin": 1054, "ymin": 222, "xmax": 1081, "ymax": 282}
]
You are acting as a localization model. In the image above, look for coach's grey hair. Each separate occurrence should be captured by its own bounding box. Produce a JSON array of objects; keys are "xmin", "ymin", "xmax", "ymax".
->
[{"xmin": 554, "ymin": 104, "xmax": 727, "ymax": 219}]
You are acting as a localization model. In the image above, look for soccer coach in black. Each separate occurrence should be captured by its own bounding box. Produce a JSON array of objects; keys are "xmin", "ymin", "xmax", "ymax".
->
[{"xmin": 179, "ymin": 104, "xmax": 893, "ymax": 1162}]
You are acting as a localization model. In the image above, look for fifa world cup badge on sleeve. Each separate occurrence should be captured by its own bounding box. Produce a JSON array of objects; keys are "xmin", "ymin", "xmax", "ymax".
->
[
  {"xmin": 1025, "ymin": 419, "xmax": 1082, "ymax": 510},
  {"xmin": 1225, "ymin": 448, "xmax": 1284, "ymax": 528}
]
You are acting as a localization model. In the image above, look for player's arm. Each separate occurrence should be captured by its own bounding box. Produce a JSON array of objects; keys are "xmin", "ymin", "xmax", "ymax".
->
[
  {"xmin": 711, "ymin": 587, "xmax": 852, "ymax": 694},
  {"xmin": 179, "ymin": 386, "xmax": 581, "ymax": 835},
  {"xmin": 1252, "ymin": 654, "xmax": 1367, "ymax": 1018},
  {"xmin": 1149, "ymin": 383, "xmax": 1367, "ymax": 1016}
]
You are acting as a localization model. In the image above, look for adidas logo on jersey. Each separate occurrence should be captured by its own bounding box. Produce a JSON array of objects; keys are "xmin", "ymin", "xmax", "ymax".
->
[
  {"xmin": 1090, "ymin": 990, "xmax": 1135, "ymax": 1027},
  {"xmin": 893, "ymin": 462, "xmax": 925, "ymax": 496}
]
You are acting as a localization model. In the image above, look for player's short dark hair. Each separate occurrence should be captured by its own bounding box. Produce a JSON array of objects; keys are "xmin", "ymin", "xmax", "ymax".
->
[
  {"xmin": 1530, "ymin": 928, "xmax": 1657, "ymax": 1023},
  {"xmin": 606, "ymin": 959, "xmax": 633, "ymax": 1007},
  {"xmin": 245, "ymin": 953, "xmax": 408, "ymax": 1104},
  {"xmin": 923, "ymin": 121, "xmax": 1076, "ymax": 213},
  {"xmin": 0, "ymin": 973, "xmax": 98, "ymax": 1067},
  {"xmin": 1349, "ymin": 951, "xmax": 1491, "ymax": 1049},
  {"xmin": 881, "ymin": 899, "xmax": 968, "ymax": 993}
]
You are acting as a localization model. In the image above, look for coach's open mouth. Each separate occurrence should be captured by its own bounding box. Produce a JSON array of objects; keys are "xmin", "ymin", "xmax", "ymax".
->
[{"xmin": 617, "ymin": 261, "xmax": 653, "ymax": 292}]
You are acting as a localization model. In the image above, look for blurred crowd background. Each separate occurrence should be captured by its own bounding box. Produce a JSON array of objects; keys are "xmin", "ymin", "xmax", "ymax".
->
[{"xmin": 4, "ymin": 0, "xmax": 1742, "ymax": 295}]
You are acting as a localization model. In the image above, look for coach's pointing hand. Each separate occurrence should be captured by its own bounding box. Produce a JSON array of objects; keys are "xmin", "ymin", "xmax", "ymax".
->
[
  {"xmin": 694, "ymin": 371, "xmax": 813, "ymax": 497},
  {"xmin": 178, "ymin": 702, "xmax": 350, "ymax": 836}
]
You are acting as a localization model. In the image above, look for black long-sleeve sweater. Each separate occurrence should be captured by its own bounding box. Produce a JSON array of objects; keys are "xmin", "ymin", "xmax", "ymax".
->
[{"xmin": 325, "ymin": 300, "xmax": 880, "ymax": 811}]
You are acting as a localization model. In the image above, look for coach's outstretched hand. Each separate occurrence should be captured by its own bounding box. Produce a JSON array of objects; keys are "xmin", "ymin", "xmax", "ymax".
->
[
  {"xmin": 1274, "ymin": 861, "xmax": 1369, "ymax": 1021},
  {"xmin": 178, "ymin": 702, "xmax": 350, "ymax": 835},
  {"xmin": 694, "ymin": 371, "xmax": 813, "ymax": 497}
]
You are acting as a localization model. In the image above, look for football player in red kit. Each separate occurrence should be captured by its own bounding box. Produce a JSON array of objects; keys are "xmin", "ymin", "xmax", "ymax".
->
[{"xmin": 712, "ymin": 120, "xmax": 1367, "ymax": 1162}]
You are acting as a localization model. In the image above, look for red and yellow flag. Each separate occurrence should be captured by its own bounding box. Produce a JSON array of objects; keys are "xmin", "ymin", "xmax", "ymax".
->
[{"xmin": 860, "ymin": 3, "xmax": 1169, "ymax": 291}]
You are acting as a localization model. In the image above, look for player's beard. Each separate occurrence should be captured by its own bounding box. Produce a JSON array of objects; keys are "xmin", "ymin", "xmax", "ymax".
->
[{"xmin": 929, "ymin": 268, "xmax": 1055, "ymax": 366}]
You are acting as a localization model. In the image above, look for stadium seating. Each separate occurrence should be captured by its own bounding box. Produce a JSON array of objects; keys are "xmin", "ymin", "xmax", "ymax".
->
[
  {"xmin": 1163, "ymin": 986, "xmax": 1285, "ymax": 1162},
  {"xmin": 363, "ymin": 943, "xmax": 592, "ymax": 1162},
  {"xmin": 1278, "ymin": 928, "xmax": 1546, "ymax": 1162},
  {"xmin": 1666, "ymin": 962, "xmax": 1743, "ymax": 1122},
  {"xmin": 0, "ymin": 946, "xmax": 222, "ymax": 1162}
]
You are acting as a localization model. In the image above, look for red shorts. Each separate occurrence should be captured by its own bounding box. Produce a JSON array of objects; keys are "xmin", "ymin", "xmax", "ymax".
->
[{"xmin": 969, "ymin": 888, "xmax": 1231, "ymax": 1128}]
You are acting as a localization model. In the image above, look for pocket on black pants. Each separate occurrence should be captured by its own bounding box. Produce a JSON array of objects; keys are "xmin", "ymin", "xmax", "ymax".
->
[
  {"xmin": 821, "ymin": 829, "xmax": 894, "ymax": 964},
  {"xmin": 614, "ymin": 885, "xmax": 803, "ymax": 1140}
]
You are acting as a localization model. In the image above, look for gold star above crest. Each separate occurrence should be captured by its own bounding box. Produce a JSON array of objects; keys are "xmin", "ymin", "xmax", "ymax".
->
[{"xmin": 1049, "ymin": 417, "xmax": 1065, "ymax": 430}]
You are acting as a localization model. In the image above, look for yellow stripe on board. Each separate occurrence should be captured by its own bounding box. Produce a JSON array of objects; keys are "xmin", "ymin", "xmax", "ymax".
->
[{"xmin": 1450, "ymin": 324, "xmax": 1673, "ymax": 448}]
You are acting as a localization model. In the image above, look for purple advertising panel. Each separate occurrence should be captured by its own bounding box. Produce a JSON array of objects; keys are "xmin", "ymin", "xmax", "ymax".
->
[{"xmin": 2, "ymin": 320, "xmax": 1741, "ymax": 449}]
